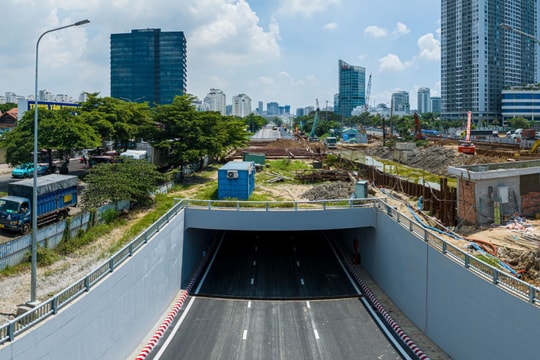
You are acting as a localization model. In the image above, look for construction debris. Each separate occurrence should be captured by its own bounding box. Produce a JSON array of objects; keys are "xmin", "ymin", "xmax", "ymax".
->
[
  {"xmin": 295, "ymin": 169, "xmax": 351, "ymax": 182},
  {"xmin": 301, "ymin": 181, "xmax": 354, "ymax": 201}
]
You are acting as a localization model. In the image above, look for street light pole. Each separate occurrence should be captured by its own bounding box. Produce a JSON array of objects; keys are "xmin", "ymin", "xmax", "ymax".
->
[
  {"xmin": 31, "ymin": 19, "xmax": 90, "ymax": 304},
  {"xmin": 500, "ymin": 23, "xmax": 540, "ymax": 46}
]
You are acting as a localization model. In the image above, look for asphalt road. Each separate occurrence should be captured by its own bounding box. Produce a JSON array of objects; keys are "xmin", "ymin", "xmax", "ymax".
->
[{"xmin": 150, "ymin": 231, "xmax": 402, "ymax": 360}]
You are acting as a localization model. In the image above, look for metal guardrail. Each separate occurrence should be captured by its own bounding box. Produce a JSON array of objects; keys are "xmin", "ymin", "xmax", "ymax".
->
[
  {"xmin": 1, "ymin": 196, "xmax": 538, "ymax": 346},
  {"xmin": 185, "ymin": 198, "xmax": 377, "ymax": 210},
  {"xmin": 377, "ymin": 200, "xmax": 540, "ymax": 307},
  {"xmin": 0, "ymin": 200, "xmax": 186, "ymax": 346}
]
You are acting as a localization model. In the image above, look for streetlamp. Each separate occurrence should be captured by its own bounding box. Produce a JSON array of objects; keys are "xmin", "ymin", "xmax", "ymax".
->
[
  {"xmin": 500, "ymin": 23, "xmax": 540, "ymax": 46},
  {"xmin": 31, "ymin": 19, "xmax": 90, "ymax": 304}
]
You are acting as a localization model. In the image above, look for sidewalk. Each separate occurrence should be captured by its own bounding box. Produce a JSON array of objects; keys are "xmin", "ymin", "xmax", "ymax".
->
[{"xmin": 0, "ymin": 163, "xmax": 12, "ymax": 176}]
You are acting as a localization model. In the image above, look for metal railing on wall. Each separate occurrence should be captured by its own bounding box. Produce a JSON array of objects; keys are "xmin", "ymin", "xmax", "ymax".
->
[
  {"xmin": 375, "ymin": 200, "xmax": 540, "ymax": 307},
  {"xmin": 0, "ymin": 200, "xmax": 185, "ymax": 346}
]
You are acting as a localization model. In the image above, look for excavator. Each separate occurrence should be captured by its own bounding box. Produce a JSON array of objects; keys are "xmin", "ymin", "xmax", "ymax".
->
[
  {"xmin": 530, "ymin": 139, "xmax": 540, "ymax": 154},
  {"xmin": 458, "ymin": 111, "xmax": 476, "ymax": 155},
  {"xmin": 308, "ymin": 99, "xmax": 320, "ymax": 142}
]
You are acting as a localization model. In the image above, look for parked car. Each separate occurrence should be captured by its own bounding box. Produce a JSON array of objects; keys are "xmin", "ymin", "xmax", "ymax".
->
[
  {"xmin": 11, "ymin": 163, "xmax": 49, "ymax": 178},
  {"xmin": 89, "ymin": 155, "xmax": 116, "ymax": 168}
]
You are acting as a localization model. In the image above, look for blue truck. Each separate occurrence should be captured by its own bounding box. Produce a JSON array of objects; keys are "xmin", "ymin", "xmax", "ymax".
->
[{"xmin": 0, "ymin": 174, "xmax": 78, "ymax": 234}]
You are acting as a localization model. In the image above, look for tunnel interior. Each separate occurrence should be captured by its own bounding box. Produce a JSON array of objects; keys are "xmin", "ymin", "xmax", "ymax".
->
[{"xmin": 187, "ymin": 229, "xmax": 372, "ymax": 300}]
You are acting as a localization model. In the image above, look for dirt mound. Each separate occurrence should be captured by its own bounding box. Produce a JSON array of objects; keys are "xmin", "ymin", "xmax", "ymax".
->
[
  {"xmin": 250, "ymin": 139, "xmax": 304, "ymax": 149},
  {"xmin": 302, "ymin": 181, "xmax": 354, "ymax": 201},
  {"xmin": 366, "ymin": 144, "xmax": 504, "ymax": 176}
]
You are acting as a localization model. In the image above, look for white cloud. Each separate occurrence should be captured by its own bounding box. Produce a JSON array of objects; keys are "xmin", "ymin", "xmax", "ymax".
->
[
  {"xmin": 258, "ymin": 76, "xmax": 275, "ymax": 86},
  {"xmin": 0, "ymin": 0, "xmax": 442, "ymax": 110},
  {"xmin": 277, "ymin": 0, "xmax": 341, "ymax": 17},
  {"xmin": 378, "ymin": 53, "xmax": 411, "ymax": 71},
  {"xmin": 364, "ymin": 25, "xmax": 388, "ymax": 38},
  {"xmin": 417, "ymin": 33, "xmax": 440, "ymax": 61},
  {"xmin": 394, "ymin": 22, "xmax": 410, "ymax": 36},
  {"xmin": 324, "ymin": 22, "xmax": 338, "ymax": 31},
  {"xmin": 189, "ymin": 1, "xmax": 281, "ymax": 65}
]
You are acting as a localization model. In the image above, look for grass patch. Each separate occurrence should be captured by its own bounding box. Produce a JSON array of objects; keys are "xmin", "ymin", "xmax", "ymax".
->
[
  {"xmin": 267, "ymin": 159, "xmax": 310, "ymax": 172},
  {"xmin": 106, "ymin": 193, "xmax": 176, "ymax": 255}
]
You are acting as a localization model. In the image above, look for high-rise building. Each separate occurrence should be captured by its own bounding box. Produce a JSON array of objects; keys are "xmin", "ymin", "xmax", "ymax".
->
[
  {"xmin": 431, "ymin": 97, "xmax": 441, "ymax": 114},
  {"xmin": 267, "ymin": 102, "xmax": 279, "ymax": 116},
  {"xmin": 441, "ymin": 1, "xmax": 538, "ymax": 121},
  {"xmin": 110, "ymin": 29, "xmax": 187, "ymax": 106},
  {"xmin": 203, "ymin": 89, "xmax": 226, "ymax": 115},
  {"xmin": 232, "ymin": 94, "xmax": 251, "ymax": 118},
  {"xmin": 337, "ymin": 60, "xmax": 365, "ymax": 118},
  {"xmin": 417, "ymin": 88, "xmax": 431, "ymax": 114},
  {"xmin": 391, "ymin": 91, "xmax": 410, "ymax": 115}
]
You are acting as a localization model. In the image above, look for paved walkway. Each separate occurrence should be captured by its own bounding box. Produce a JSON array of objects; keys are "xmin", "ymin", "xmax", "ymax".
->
[{"xmin": 0, "ymin": 164, "xmax": 12, "ymax": 176}]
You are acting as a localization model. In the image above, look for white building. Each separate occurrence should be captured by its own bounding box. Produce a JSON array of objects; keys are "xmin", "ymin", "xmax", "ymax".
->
[
  {"xmin": 38, "ymin": 89, "xmax": 54, "ymax": 102},
  {"xmin": 232, "ymin": 94, "xmax": 252, "ymax": 118},
  {"xmin": 502, "ymin": 86, "xmax": 540, "ymax": 123},
  {"xmin": 203, "ymin": 88, "xmax": 226, "ymax": 115}
]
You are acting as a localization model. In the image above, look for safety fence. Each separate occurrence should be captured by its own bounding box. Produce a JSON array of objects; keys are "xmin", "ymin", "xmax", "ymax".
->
[{"xmin": 0, "ymin": 200, "xmax": 130, "ymax": 271}]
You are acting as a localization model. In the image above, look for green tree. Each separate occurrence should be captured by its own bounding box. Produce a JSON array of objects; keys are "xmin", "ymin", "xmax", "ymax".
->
[
  {"xmin": 509, "ymin": 117, "xmax": 531, "ymax": 130},
  {"xmin": 1, "ymin": 108, "xmax": 101, "ymax": 166},
  {"xmin": 79, "ymin": 93, "xmax": 153, "ymax": 151},
  {"xmin": 244, "ymin": 114, "xmax": 266, "ymax": 133},
  {"xmin": 82, "ymin": 159, "xmax": 164, "ymax": 209},
  {"xmin": 0, "ymin": 103, "xmax": 17, "ymax": 113},
  {"xmin": 146, "ymin": 95, "xmax": 249, "ymax": 177}
]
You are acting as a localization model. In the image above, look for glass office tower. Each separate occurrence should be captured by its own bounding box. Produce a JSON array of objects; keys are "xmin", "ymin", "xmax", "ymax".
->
[
  {"xmin": 441, "ymin": 0, "xmax": 538, "ymax": 121},
  {"xmin": 110, "ymin": 29, "xmax": 187, "ymax": 105},
  {"xmin": 338, "ymin": 59, "xmax": 365, "ymax": 119}
]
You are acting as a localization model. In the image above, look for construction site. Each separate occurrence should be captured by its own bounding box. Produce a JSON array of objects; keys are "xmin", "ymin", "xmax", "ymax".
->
[{"xmin": 229, "ymin": 131, "xmax": 540, "ymax": 288}]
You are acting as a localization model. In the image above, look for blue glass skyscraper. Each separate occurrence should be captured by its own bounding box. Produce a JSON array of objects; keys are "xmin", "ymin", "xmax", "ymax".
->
[
  {"xmin": 110, "ymin": 29, "xmax": 186, "ymax": 105},
  {"xmin": 338, "ymin": 59, "xmax": 365, "ymax": 118}
]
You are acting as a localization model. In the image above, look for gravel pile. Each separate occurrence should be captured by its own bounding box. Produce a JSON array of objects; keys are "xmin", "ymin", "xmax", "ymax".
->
[{"xmin": 301, "ymin": 181, "xmax": 354, "ymax": 200}]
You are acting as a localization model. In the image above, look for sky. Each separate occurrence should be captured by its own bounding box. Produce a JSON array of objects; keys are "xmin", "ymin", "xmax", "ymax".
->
[{"xmin": 0, "ymin": 0, "xmax": 441, "ymax": 112}]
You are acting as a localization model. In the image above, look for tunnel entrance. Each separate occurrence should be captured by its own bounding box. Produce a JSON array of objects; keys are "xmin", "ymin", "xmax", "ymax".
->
[{"xmin": 193, "ymin": 230, "xmax": 361, "ymax": 300}]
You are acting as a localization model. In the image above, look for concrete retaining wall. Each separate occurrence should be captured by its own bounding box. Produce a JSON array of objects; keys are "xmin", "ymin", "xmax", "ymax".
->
[
  {"xmin": 357, "ymin": 215, "xmax": 540, "ymax": 360},
  {"xmin": 0, "ymin": 209, "xmax": 187, "ymax": 360}
]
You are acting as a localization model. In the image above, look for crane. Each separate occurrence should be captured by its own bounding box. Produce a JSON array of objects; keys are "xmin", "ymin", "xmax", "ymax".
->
[
  {"xmin": 458, "ymin": 111, "xmax": 476, "ymax": 155},
  {"xmin": 364, "ymin": 73, "xmax": 372, "ymax": 112},
  {"xmin": 308, "ymin": 99, "xmax": 320, "ymax": 142}
]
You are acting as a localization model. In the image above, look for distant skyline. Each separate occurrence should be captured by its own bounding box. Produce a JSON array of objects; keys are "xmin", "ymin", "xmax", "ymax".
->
[{"xmin": 0, "ymin": 0, "xmax": 441, "ymax": 111}]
